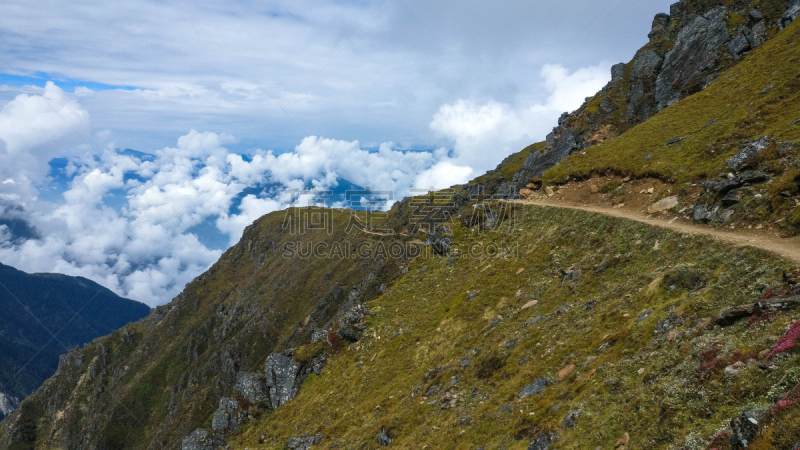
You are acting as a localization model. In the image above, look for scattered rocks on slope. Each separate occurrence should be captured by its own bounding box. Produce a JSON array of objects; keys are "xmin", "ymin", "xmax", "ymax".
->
[
  {"xmin": 287, "ymin": 433, "xmax": 323, "ymax": 450},
  {"xmin": 518, "ymin": 377, "xmax": 552, "ymax": 399}
]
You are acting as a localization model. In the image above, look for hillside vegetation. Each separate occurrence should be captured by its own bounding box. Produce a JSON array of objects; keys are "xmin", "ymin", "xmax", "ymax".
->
[{"xmin": 229, "ymin": 204, "xmax": 800, "ymax": 449}]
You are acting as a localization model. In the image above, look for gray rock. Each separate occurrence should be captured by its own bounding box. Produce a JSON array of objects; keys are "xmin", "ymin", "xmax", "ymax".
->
[
  {"xmin": 545, "ymin": 131, "xmax": 556, "ymax": 147},
  {"xmin": 728, "ymin": 33, "xmax": 751, "ymax": 58},
  {"xmin": 181, "ymin": 429, "xmax": 224, "ymax": 450},
  {"xmin": 636, "ymin": 310, "xmax": 654, "ymax": 323},
  {"xmin": 611, "ymin": 63, "xmax": 626, "ymax": 84},
  {"xmin": 287, "ymin": 433, "xmax": 323, "ymax": 450},
  {"xmin": 528, "ymin": 431, "xmax": 557, "ymax": 450},
  {"xmin": 459, "ymin": 417, "xmax": 473, "ymax": 426},
  {"xmin": 378, "ymin": 427, "xmax": 393, "ymax": 446},
  {"xmin": 781, "ymin": 0, "xmax": 800, "ymax": 29},
  {"xmin": 521, "ymin": 129, "xmax": 583, "ymax": 178},
  {"xmin": 748, "ymin": 20, "xmax": 767, "ymax": 48},
  {"xmin": 460, "ymin": 358, "xmax": 472, "ymax": 367},
  {"xmin": 211, "ymin": 397, "xmax": 244, "ymax": 433},
  {"xmin": 721, "ymin": 189, "xmax": 742, "ymax": 207},
  {"xmin": 656, "ymin": 7, "xmax": 730, "ymax": 110},
  {"xmin": 234, "ymin": 372, "xmax": 268, "ymax": 404},
  {"xmin": 748, "ymin": 9, "xmax": 764, "ymax": 22},
  {"xmin": 518, "ymin": 377, "xmax": 551, "ymax": 399},
  {"xmin": 265, "ymin": 353, "xmax": 302, "ymax": 409},
  {"xmin": 505, "ymin": 339, "xmax": 519, "ymax": 349},
  {"xmin": 0, "ymin": 392, "xmax": 20, "ymax": 420},
  {"xmin": 727, "ymin": 137, "xmax": 771, "ymax": 170},
  {"xmin": 627, "ymin": 50, "xmax": 664, "ymax": 122},
  {"xmin": 716, "ymin": 171, "xmax": 770, "ymax": 195},
  {"xmin": 648, "ymin": 13, "xmax": 671, "ymax": 41},
  {"xmin": 564, "ymin": 410, "xmax": 580, "ymax": 429},
  {"xmin": 730, "ymin": 410, "xmax": 766, "ymax": 448},
  {"xmin": 793, "ymin": 439, "xmax": 800, "ymax": 450},
  {"xmin": 558, "ymin": 112, "xmax": 570, "ymax": 127}
]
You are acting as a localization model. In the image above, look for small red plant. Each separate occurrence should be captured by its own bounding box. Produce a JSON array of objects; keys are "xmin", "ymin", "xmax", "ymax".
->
[
  {"xmin": 760, "ymin": 288, "xmax": 776, "ymax": 302},
  {"xmin": 706, "ymin": 430, "xmax": 732, "ymax": 450},
  {"xmin": 771, "ymin": 381, "xmax": 800, "ymax": 415},
  {"xmin": 748, "ymin": 312, "xmax": 773, "ymax": 329},
  {"xmin": 327, "ymin": 330, "xmax": 345, "ymax": 352},
  {"xmin": 766, "ymin": 321, "xmax": 800, "ymax": 360}
]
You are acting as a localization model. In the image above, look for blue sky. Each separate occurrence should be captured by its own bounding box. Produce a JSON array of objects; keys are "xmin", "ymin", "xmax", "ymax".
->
[{"xmin": 0, "ymin": 0, "xmax": 675, "ymax": 305}]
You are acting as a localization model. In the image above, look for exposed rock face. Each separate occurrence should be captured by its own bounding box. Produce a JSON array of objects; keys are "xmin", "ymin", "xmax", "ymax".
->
[
  {"xmin": 180, "ymin": 429, "xmax": 224, "ymax": 450},
  {"xmin": 211, "ymin": 397, "xmax": 245, "ymax": 433},
  {"xmin": 0, "ymin": 393, "xmax": 19, "ymax": 420},
  {"xmin": 727, "ymin": 136, "xmax": 772, "ymax": 170},
  {"xmin": 234, "ymin": 371, "xmax": 268, "ymax": 404},
  {"xmin": 522, "ymin": 129, "xmax": 584, "ymax": 180},
  {"xmin": 656, "ymin": 7, "xmax": 730, "ymax": 110},
  {"xmin": 627, "ymin": 50, "xmax": 664, "ymax": 122},
  {"xmin": 782, "ymin": 0, "xmax": 800, "ymax": 28},
  {"xmin": 265, "ymin": 354, "xmax": 303, "ymax": 410}
]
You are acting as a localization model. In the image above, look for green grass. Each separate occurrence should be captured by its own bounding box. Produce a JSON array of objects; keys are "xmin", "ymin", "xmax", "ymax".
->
[{"xmin": 231, "ymin": 204, "xmax": 799, "ymax": 449}]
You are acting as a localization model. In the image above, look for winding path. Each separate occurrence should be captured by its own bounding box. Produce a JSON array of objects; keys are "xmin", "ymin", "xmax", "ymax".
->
[{"xmin": 517, "ymin": 198, "xmax": 800, "ymax": 264}]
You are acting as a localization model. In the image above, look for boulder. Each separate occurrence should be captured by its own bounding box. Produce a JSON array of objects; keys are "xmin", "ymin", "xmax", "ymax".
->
[
  {"xmin": 265, "ymin": 354, "xmax": 302, "ymax": 409},
  {"xmin": 656, "ymin": 7, "xmax": 730, "ymax": 110},
  {"xmin": 727, "ymin": 137, "xmax": 771, "ymax": 170},
  {"xmin": 211, "ymin": 397, "xmax": 244, "ymax": 433},
  {"xmin": 287, "ymin": 433, "xmax": 323, "ymax": 450},
  {"xmin": 181, "ymin": 429, "xmax": 224, "ymax": 450},
  {"xmin": 648, "ymin": 13, "xmax": 671, "ymax": 41},
  {"xmin": 647, "ymin": 195, "xmax": 679, "ymax": 214},
  {"xmin": 728, "ymin": 33, "xmax": 751, "ymax": 58},
  {"xmin": 715, "ymin": 171, "xmax": 770, "ymax": 195},
  {"xmin": 518, "ymin": 377, "xmax": 551, "ymax": 399},
  {"xmin": 234, "ymin": 372, "xmax": 268, "ymax": 404},
  {"xmin": 730, "ymin": 410, "xmax": 765, "ymax": 448}
]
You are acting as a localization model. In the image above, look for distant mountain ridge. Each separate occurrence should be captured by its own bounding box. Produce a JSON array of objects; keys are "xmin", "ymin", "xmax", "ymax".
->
[{"xmin": 0, "ymin": 262, "xmax": 150, "ymax": 419}]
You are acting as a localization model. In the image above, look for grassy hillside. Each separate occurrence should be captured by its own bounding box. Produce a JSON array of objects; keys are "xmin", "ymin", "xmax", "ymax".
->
[{"xmin": 230, "ymin": 204, "xmax": 800, "ymax": 449}]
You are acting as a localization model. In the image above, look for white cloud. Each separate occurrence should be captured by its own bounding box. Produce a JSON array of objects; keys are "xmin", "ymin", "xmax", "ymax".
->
[{"xmin": 430, "ymin": 63, "xmax": 611, "ymax": 174}]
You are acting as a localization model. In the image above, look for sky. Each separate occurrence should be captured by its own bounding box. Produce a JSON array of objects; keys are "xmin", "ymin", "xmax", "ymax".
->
[{"xmin": 0, "ymin": 0, "xmax": 674, "ymax": 306}]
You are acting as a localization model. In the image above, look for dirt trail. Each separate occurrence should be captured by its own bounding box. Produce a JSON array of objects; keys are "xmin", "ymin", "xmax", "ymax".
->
[{"xmin": 517, "ymin": 198, "xmax": 800, "ymax": 264}]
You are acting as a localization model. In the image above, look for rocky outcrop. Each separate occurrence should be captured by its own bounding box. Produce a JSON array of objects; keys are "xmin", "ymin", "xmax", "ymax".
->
[
  {"xmin": 727, "ymin": 136, "xmax": 772, "ymax": 170},
  {"xmin": 264, "ymin": 352, "xmax": 326, "ymax": 410},
  {"xmin": 518, "ymin": 377, "xmax": 552, "ymax": 399},
  {"xmin": 627, "ymin": 50, "xmax": 663, "ymax": 122},
  {"xmin": 0, "ymin": 393, "xmax": 19, "ymax": 420},
  {"xmin": 730, "ymin": 410, "xmax": 766, "ymax": 448},
  {"xmin": 782, "ymin": 0, "xmax": 800, "ymax": 28},
  {"xmin": 180, "ymin": 429, "xmax": 224, "ymax": 450},
  {"xmin": 211, "ymin": 397, "xmax": 245, "ymax": 433},
  {"xmin": 234, "ymin": 371, "xmax": 268, "ymax": 404}
]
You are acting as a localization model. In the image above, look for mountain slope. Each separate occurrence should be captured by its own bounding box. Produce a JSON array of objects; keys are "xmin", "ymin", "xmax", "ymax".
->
[
  {"xmin": 0, "ymin": 262, "xmax": 150, "ymax": 419},
  {"xmin": 0, "ymin": 209, "xmax": 413, "ymax": 448}
]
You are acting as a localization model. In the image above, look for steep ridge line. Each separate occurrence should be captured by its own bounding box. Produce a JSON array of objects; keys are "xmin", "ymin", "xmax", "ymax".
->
[{"xmin": 516, "ymin": 198, "xmax": 800, "ymax": 264}]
